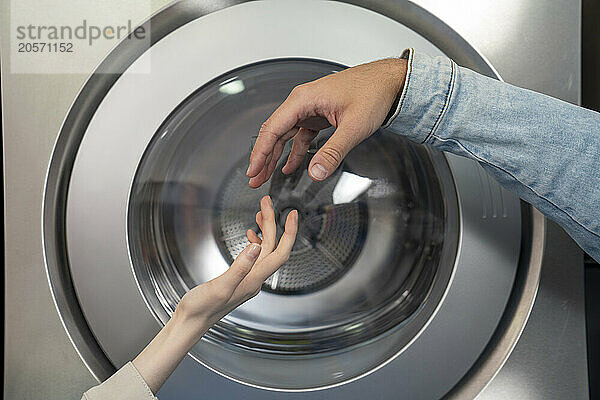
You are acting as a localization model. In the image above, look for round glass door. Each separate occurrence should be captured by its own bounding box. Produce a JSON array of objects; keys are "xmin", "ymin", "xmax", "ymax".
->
[
  {"xmin": 127, "ymin": 59, "xmax": 458, "ymax": 389},
  {"xmin": 50, "ymin": 2, "xmax": 524, "ymax": 396}
]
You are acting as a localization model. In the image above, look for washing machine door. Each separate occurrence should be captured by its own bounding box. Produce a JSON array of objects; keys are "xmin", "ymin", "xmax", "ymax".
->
[{"xmin": 46, "ymin": 1, "xmax": 524, "ymax": 398}]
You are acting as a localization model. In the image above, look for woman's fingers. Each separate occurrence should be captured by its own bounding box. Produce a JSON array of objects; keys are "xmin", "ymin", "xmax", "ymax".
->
[
  {"xmin": 258, "ymin": 196, "xmax": 277, "ymax": 253},
  {"xmin": 255, "ymin": 211, "xmax": 263, "ymax": 230},
  {"xmin": 219, "ymin": 243, "xmax": 261, "ymax": 293},
  {"xmin": 274, "ymin": 210, "xmax": 298, "ymax": 257},
  {"xmin": 245, "ymin": 211, "xmax": 263, "ymax": 246},
  {"xmin": 246, "ymin": 229, "xmax": 262, "ymax": 244},
  {"xmin": 228, "ymin": 205, "xmax": 298, "ymax": 303},
  {"xmin": 257, "ymin": 210, "xmax": 298, "ymax": 280}
]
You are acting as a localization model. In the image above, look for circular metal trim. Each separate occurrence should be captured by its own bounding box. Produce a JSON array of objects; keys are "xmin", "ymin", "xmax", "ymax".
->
[
  {"xmin": 65, "ymin": 1, "xmax": 520, "ymax": 395},
  {"xmin": 64, "ymin": 2, "xmax": 467, "ymax": 391},
  {"xmin": 442, "ymin": 205, "xmax": 545, "ymax": 399},
  {"xmin": 40, "ymin": 0, "xmax": 541, "ymax": 397},
  {"xmin": 125, "ymin": 57, "xmax": 457, "ymax": 366}
]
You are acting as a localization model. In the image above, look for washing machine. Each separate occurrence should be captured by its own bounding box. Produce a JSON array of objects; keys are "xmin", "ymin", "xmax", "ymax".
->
[{"xmin": 2, "ymin": 0, "xmax": 588, "ymax": 399}]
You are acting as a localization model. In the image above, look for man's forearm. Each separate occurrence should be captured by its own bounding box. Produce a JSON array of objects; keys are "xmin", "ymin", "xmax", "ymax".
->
[{"xmin": 387, "ymin": 49, "xmax": 600, "ymax": 261}]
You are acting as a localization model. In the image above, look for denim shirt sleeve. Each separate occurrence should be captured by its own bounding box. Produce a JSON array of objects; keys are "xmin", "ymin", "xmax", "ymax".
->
[{"xmin": 385, "ymin": 49, "xmax": 600, "ymax": 262}]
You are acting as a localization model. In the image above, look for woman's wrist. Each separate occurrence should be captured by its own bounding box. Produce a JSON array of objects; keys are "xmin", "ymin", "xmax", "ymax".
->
[
  {"xmin": 169, "ymin": 306, "xmax": 210, "ymax": 348},
  {"xmin": 130, "ymin": 196, "xmax": 296, "ymax": 394},
  {"xmin": 132, "ymin": 310, "xmax": 209, "ymax": 394}
]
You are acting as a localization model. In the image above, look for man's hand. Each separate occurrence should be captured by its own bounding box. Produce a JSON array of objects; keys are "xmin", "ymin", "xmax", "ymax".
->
[{"xmin": 246, "ymin": 58, "xmax": 408, "ymax": 188}]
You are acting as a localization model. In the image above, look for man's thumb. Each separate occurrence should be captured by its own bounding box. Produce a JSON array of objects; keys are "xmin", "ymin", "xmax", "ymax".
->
[{"xmin": 308, "ymin": 125, "xmax": 361, "ymax": 181}]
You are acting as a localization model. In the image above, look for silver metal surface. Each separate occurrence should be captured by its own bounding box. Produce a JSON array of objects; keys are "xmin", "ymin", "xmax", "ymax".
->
[
  {"xmin": 477, "ymin": 220, "xmax": 588, "ymax": 399},
  {"xmin": 2, "ymin": 0, "xmax": 585, "ymax": 400},
  {"xmin": 445, "ymin": 204, "xmax": 545, "ymax": 399},
  {"xmin": 127, "ymin": 59, "xmax": 455, "ymax": 370},
  {"xmin": 412, "ymin": 0, "xmax": 581, "ymax": 104},
  {"xmin": 411, "ymin": 1, "xmax": 588, "ymax": 398},
  {"xmin": 61, "ymin": 3, "xmax": 519, "ymax": 396}
]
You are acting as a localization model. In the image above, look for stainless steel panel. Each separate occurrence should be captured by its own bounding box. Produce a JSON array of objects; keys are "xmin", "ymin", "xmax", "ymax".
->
[
  {"xmin": 1, "ymin": 1, "xmax": 172, "ymax": 398},
  {"xmin": 478, "ymin": 222, "xmax": 588, "ymax": 399},
  {"xmin": 3, "ymin": 0, "xmax": 585, "ymax": 399},
  {"xmin": 60, "ymin": 4, "xmax": 519, "ymax": 397},
  {"xmin": 1, "ymin": 41, "xmax": 99, "ymax": 400},
  {"xmin": 412, "ymin": 0, "xmax": 581, "ymax": 104},
  {"xmin": 409, "ymin": 1, "xmax": 588, "ymax": 398},
  {"xmin": 57, "ymin": 3, "xmax": 522, "ymax": 398}
]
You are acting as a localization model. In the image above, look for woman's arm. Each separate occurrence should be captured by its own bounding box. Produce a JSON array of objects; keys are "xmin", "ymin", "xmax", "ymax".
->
[
  {"xmin": 247, "ymin": 49, "xmax": 600, "ymax": 261},
  {"xmin": 82, "ymin": 196, "xmax": 297, "ymax": 399}
]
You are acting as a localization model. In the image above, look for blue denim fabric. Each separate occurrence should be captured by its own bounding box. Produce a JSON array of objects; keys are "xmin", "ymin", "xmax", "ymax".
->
[{"xmin": 386, "ymin": 49, "xmax": 600, "ymax": 262}]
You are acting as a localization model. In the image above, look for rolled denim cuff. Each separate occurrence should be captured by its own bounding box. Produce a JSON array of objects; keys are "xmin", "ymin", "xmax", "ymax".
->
[{"xmin": 383, "ymin": 49, "xmax": 457, "ymax": 144}]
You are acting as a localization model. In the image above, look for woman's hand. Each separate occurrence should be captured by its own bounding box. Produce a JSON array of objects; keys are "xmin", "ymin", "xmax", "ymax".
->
[
  {"xmin": 176, "ymin": 195, "xmax": 298, "ymax": 328},
  {"xmin": 246, "ymin": 58, "xmax": 408, "ymax": 188},
  {"xmin": 132, "ymin": 196, "xmax": 297, "ymax": 394}
]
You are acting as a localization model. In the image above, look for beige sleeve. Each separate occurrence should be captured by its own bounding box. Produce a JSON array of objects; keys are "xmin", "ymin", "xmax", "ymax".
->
[{"xmin": 82, "ymin": 362, "xmax": 158, "ymax": 400}]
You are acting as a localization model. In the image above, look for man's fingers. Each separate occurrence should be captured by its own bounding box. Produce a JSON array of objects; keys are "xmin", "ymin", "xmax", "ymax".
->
[
  {"xmin": 282, "ymin": 128, "xmax": 318, "ymax": 174},
  {"xmin": 249, "ymin": 127, "xmax": 298, "ymax": 187},
  {"xmin": 220, "ymin": 243, "xmax": 261, "ymax": 290},
  {"xmin": 247, "ymin": 88, "xmax": 311, "ymax": 178},
  {"xmin": 265, "ymin": 136, "xmax": 288, "ymax": 180},
  {"xmin": 249, "ymin": 150, "xmax": 274, "ymax": 188},
  {"xmin": 308, "ymin": 123, "xmax": 365, "ymax": 181},
  {"xmin": 262, "ymin": 155, "xmax": 280, "ymax": 186},
  {"xmin": 247, "ymin": 129, "xmax": 277, "ymax": 179}
]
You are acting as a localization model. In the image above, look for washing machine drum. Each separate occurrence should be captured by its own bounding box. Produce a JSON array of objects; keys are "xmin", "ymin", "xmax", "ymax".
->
[
  {"xmin": 59, "ymin": 1, "xmax": 523, "ymax": 397},
  {"xmin": 128, "ymin": 58, "xmax": 453, "ymax": 379}
]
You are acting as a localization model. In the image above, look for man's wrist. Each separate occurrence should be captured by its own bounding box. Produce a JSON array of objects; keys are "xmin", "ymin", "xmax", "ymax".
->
[
  {"xmin": 389, "ymin": 57, "xmax": 408, "ymax": 97},
  {"xmin": 381, "ymin": 51, "xmax": 412, "ymax": 129},
  {"xmin": 381, "ymin": 58, "xmax": 408, "ymax": 127}
]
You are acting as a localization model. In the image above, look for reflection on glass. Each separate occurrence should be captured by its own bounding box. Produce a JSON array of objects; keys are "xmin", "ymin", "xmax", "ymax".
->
[
  {"xmin": 218, "ymin": 77, "xmax": 245, "ymax": 95},
  {"xmin": 332, "ymin": 172, "xmax": 372, "ymax": 204},
  {"xmin": 128, "ymin": 59, "xmax": 456, "ymax": 389}
]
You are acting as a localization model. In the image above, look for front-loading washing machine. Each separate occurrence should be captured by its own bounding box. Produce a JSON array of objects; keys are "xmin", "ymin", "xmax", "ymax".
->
[{"xmin": 3, "ymin": 1, "xmax": 588, "ymax": 399}]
